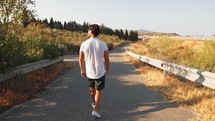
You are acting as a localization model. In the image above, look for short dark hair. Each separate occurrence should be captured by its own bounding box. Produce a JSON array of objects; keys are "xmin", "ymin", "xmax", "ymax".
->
[{"xmin": 89, "ymin": 24, "xmax": 100, "ymax": 37}]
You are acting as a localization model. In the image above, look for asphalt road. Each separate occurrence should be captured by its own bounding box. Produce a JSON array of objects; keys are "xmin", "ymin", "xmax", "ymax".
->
[{"xmin": 0, "ymin": 44, "xmax": 194, "ymax": 121}]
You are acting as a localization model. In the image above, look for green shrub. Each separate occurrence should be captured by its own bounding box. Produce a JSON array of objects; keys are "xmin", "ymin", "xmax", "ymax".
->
[
  {"xmin": 43, "ymin": 42, "xmax": 60, "ymax": 59},
  {"xmin": 58, "ymin": 43, "xmax": 67, "ymax": 56},
  {"xmin": 24, "ymin": 38, "xmax": 44, "ymax": 62},
  {"xmin": 106, "ymin": 42, "xmax": 114, "ymax": 50},
  {"xmin": 63, "ymin": 43, "xmax": 79, "ymax": 54},
  {"xmin": 0, "ymin": 36, "xmax": 27, "ymax": 74}
]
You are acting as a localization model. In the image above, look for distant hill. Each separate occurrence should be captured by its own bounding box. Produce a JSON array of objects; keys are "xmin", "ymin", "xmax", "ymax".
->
[
  {"xmin": 138, "ymin": 31, "xmax": 180, "ymax": 36},
  {"xmin": 137, "ymin": 29, "xmax": 180, "ymax": 36},
  {"xmin": 137, "ymin": 29, "xmax": 151, "ymax": 33}
]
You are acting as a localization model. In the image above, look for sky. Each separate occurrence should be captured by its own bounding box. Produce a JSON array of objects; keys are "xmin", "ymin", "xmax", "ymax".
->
[{"xmin": 34, "ymin": 0, "xmax": 215, "ymax": 36}]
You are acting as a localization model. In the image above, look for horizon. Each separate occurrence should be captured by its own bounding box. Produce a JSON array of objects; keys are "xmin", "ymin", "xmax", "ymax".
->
[{"xmin": 34, "ymin": 0, "xmax": 215, "ymax": 36}]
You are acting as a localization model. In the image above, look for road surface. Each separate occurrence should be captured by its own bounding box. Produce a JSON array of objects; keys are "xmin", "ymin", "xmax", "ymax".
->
[{"xmin": 0, "ymin": 44, "xmax": 194, "ymax": 121}]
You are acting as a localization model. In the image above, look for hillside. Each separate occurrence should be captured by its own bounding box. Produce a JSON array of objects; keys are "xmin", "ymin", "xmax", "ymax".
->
[{"xmin": 138, "ymin": 31, "xmax": 180, "ymax": 36}]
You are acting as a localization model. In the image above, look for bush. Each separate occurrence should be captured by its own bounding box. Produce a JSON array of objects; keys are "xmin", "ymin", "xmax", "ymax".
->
[
  {"xmin": 43, "ymin": 42, "xmax": 61, "ymax": 59},
  {"xmin": 106, "ymin": 42, "xmax": 114, "ymax": 50},
  {"xmin": 0, "ymin": 36, "xmax": 27, "ymax": 74},
  {"xmin": 24, "ymin": 38, "xmax": 44, "ymax": 62},
  {"xmin": 58, "ymin": 43, "xmax": 67, "ymax": 56},
  {"xmin": 64, "ymin": 43, "xmax": 80, "ymax": 54}
]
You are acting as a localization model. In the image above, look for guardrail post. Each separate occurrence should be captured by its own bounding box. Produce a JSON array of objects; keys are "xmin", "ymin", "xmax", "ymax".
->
[
  {"xmin": 161, "ymin": 63, "xmax": 167, "ymax": 79},
  {"xmin": 138, "ymin": 55, "xmax": 141, "ymax": 63},
  {"xmin": 163, "ymin": 70, "xmax": 167, "ymax": 78}
]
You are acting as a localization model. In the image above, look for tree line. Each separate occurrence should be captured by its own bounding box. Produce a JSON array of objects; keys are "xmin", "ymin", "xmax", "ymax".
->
[{"xmin": 36, "ymin": 18, "xmax": 138, "ymax": 41}]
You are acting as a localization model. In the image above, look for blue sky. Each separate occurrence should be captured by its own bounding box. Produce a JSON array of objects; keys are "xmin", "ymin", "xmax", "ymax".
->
[{"xmin": 34, "ymin": 0, "xmax": 215, "ymax": 36}]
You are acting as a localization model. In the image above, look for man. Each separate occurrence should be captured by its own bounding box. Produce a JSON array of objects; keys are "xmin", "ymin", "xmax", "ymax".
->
[{"xmin": 79, "ymin": 24, "xmax": 110, "ymax": 118}]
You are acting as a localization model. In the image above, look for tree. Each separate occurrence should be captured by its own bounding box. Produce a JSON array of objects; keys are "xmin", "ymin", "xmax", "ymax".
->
[
  {"xmin": 82, "ymin": 21, "xmax": 89, "ymax": 32},
  {"xmin": 119, "ymin": 29, "xmax": 124, "ymax": 39},
  {"xmin": 57, "ymin": 21, "xmax": 63, "ymax": 29},
  {"xmin": 0, "ymin": 0, "xmax": 36, "ymax": 37},
  {"xmin": 63, "ymin": 21, "xmax": 67, "ymax": 30},
  {"xmin": 129, "ymin": 30, "xmax": 138, "ymax": 41},
  {"xmin": 42, "ymin": 18, "xmax": 48, "ymax": 26},
  {"xmin": 124, "ymin": 29, "xmax": 129, "ymax": 40},
  {"xmin": 49, "ymin": 17, "xmax": 54, "ymax": 29},
  {"xmin": 0, "ymin": 0, "xmax": 36, "ymax": 74},
  {"xmin": 114, "ymin": 29, "xmax": 121, "ymax": 38}
]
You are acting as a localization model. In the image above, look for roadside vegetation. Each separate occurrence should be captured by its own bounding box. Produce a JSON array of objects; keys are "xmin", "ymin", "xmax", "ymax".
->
[
  {"xmin": 131, "ymin": 37, "xmax": 215, "ymax": 72},
  {"xmin": 0, "ymin": 61, "xmax": 74, "ymax": 112},
  {"xmin": 1, "ymin": 22, "xmax": 127, "ymax": 74},
  {"xmin": 0, "ymin": 0, "xmax": 136, "ymax": 113},
  {"xmin": 126, "ymin": 37, "xmax": 215, "ymax": 121}
]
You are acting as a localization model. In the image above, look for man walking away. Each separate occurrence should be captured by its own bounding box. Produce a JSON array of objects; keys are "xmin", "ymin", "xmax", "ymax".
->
[{"xmin": 79, "ymin": 24, "xmax": 110, "ymax": 118}]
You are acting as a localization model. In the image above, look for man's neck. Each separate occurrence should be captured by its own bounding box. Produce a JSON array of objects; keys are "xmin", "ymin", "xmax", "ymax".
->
[{"xmin": 90, "ymin": 35, "xmax": 96, "ymax": 38}]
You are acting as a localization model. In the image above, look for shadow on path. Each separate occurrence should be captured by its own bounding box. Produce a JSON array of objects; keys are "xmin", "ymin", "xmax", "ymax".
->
[{"xmin": 99, "ymin": 61, "xmax": 192, "ymax": 121}]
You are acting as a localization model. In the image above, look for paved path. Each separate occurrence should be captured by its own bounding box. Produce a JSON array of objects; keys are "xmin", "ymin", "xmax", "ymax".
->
[{"xmin": 0, "ymin": 44, "xmax": 194, "ymax": 121}]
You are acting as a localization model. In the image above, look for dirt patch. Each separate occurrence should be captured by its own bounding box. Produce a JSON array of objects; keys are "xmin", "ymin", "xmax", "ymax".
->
[{"xmin": 0, "ymin": 61, "xmax": 75, "ymax": 113}]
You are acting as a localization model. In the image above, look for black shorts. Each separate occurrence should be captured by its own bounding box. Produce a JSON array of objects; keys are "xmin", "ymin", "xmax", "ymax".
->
[{"xmin": 87, "ymin": 75, "xmax": 105, "ymax": 90}]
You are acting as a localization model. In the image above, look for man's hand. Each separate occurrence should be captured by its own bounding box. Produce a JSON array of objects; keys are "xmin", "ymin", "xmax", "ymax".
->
[
  {"xmin": 105, "ymin": 70, "xmax": 109, "ymax": 75},
  {"xmin": 81, "ymin": 71, "xmax": 86, "ymax": 77}
]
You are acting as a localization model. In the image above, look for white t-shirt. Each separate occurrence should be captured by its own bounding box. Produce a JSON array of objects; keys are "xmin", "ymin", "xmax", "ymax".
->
[{"xmin": 80, "ymin": 37, "xmax": 108, "ymax": 79}]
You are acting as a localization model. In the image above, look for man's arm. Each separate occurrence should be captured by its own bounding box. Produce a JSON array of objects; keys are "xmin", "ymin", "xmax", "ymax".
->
[
  {"xmin": 104, "ymin": 50, "xmax": 110, "ymax": 75},
  {"xmin": 79, "ymin": 52, "xmax": 86, "ymax": 76}
]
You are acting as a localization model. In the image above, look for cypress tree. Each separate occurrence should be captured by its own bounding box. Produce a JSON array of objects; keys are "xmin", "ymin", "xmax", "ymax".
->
[
  {"xmin": 129, "ymin": 30, "xmax": 138, "ymax": 41},
  {"xmin": 82, "ymin": 21, "xmax": 89, "ymax": 32},
  {"xmin": 114, "ymin": 29, "xmax": 121, "ymax": 39},
  {"xmin": 125, "ymin": 29, "xmax": 129, "ymax": 40},
  {"xmin": 49, "ymin": 17, "xmax": 54, "ymax": 29},
  {"xmin": 42, "ymin": 19, "xmax": 48, "ymax": 26},
  {"xmin": 119, "ymin": 29, "xmax": 124, "ymax": 39},
  {"xmin": 63, "ymin": 21, "xmax": 67, "ymax": 30},
  {"xmin": 58, "ymin": 21, "xmax": 63, "ymax": 29}
]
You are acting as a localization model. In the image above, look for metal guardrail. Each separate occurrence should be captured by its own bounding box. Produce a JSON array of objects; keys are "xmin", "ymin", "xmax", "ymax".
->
[
  {"xmin": 0, "ymin": 57, "xmax": 64, "ymax": 82},
  {"xmin": 127, "ymin": 50, "xmax": 215, "ymax": 90}
]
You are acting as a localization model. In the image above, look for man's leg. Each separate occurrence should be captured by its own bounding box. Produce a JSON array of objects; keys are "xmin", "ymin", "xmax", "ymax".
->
[
  {"xmin": 90, "ymin": 87, "xmax": 96, "ymax": 104},
  {"xmin": 94, "ymin": 90, "xmax": 102, "ymax": 112},
  {"xmin": 91, "ymin": 76, "xmax": 105, "ymax": 118},
  {"xmin": 93, "ymin": 75, "xmax": 105, "ymax": 112}
]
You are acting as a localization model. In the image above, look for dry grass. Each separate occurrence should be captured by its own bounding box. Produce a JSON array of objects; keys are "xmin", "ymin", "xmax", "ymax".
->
[
  {"xmin": 125, "ymin": 43, "xmax": 215, "ymax": 121},
  {"xmin": 0, "ymin": 61, "xmax": 74, "ymax": 113},
  {"xmin": 132, "ymin": 38, "xmax": 203, "ymax": 65}
]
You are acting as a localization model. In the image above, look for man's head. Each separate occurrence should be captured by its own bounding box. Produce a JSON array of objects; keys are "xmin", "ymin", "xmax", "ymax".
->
[{"xmin": 88, "ymin": 24, "xmax": 100, "ymax": 37}]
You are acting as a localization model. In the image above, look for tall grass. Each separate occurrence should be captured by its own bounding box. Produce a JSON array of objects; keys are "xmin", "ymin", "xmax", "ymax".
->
[
  {"xmin": 132, "ymin": 38, "xmax": 215, "ymax": 73},
  {"xmin": 189, "ymin": 41, "xmax": 215, "ymax": 72},
  {"xmin": 127, "ymin": 38, "xmax": 215, "ymax": 121}
]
